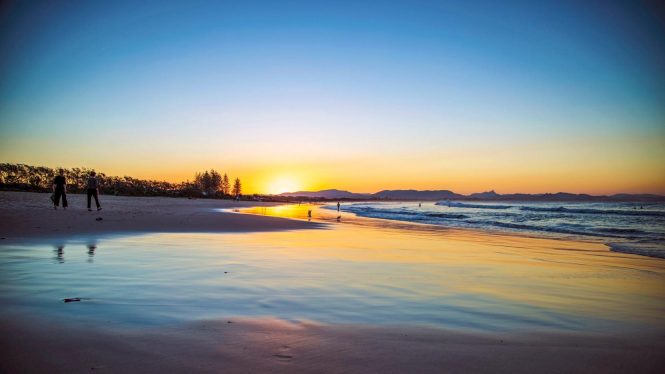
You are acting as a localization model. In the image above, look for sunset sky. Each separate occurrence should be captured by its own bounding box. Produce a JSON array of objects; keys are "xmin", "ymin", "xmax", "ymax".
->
[{"xmin": 1, "ymin": 0, "xmax": 664, "ymax": 195}]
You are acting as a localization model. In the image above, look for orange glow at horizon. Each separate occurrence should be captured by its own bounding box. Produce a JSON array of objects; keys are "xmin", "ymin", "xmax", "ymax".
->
[
  {"xmin": 265, "ymin": 176, "xmax": 303, "ymax": 195},
  {"xmin": 2, "ymin": 134, "xmax": 664, "ymax": 196}
]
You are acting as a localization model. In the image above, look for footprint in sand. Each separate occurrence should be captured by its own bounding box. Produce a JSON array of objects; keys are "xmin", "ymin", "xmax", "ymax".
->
[{"xmin": 273, "ymin": 345, "xmax": 293, "ymax": 361}]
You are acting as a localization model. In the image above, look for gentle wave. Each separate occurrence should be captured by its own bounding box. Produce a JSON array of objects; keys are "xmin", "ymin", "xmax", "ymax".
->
[
  {"xmin": 435, "ymin": 201, "xmax": 512, "ymax": 209},
  {"xmin": 331, "ymin": 205, "xmax": 469, "ymax": 220},
  {"xmin": 343, "ymin": 207, "xmax": 644, "ymax": 239},
  {"xmin": 519, "ymin": 206, "xmax": 665, "ymax": 217},
  {"xmin": 608, "ymin": 242, "xmax": 665, "ymax": 259},
  {"xmin": 595, "ymin": 227, "xmax": 645, "ymax": 234},
  {"xmin": 464, "ymin": 220, "xmax": 638, "ymax": 239}
]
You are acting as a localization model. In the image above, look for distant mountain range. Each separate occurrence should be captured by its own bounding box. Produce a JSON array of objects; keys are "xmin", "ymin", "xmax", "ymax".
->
[
  {"xmin": 278, "ymin": 189, "xmax": 665, "ymax": 202},
  {"xmin": 280, "ymin": 189, "xmax": 371, "ymax": 199}
]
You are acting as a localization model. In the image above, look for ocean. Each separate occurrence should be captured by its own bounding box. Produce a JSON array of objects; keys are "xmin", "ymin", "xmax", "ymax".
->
[{"xmin": 325, "ymin": 201, "xmax": 665, "ymax": 259}]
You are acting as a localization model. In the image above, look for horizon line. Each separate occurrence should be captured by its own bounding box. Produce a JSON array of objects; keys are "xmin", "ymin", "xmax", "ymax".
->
[{"xmin": 276, "ymin": 188, "xmax": 665, "ymax": 198}]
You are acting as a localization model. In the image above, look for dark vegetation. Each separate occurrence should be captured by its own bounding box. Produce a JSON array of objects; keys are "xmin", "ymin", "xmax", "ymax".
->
[
  {"xmin": 3, "ymin": 163, "xmax": 662, "ymax": 202},
  {"xmin": 0, "ymin": 163, "xmax": 243, "ymax": 199}
]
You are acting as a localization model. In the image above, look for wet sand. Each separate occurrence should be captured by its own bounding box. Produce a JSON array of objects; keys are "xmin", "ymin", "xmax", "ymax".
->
[
  {"xmin": 0, "ymin": 191, "xmax": 322, "ymax": 242},
  {"xmin": 2, "ymin": 317, "xmax": 664, "ymax": 374}
]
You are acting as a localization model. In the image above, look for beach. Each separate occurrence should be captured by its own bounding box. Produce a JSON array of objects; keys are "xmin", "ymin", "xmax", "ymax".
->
[
  {"xmin": 1, "ymin": 191, "xmax": 664, "ymax": 373},
  {"xmin": 0, "ymin": 191, "xmax": 322, "ymax": 242},
  {"xmin": 3, "ymin": 316, "xmax": 663, "ymax": 374},
  {"xmin": 4, "ymin": 0, "xmax": 664, "ymax": 372}
]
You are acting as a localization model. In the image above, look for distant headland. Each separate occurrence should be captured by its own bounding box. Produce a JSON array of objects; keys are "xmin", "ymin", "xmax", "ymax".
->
[{"xmin": 279, "ymin": 189, "xmax": 665, "ymax": 202}]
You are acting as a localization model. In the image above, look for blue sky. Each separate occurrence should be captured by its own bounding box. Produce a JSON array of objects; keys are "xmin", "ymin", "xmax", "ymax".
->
[{"xmin": 1, "ymin": 0, "xmax": 664, "ymax": 193}]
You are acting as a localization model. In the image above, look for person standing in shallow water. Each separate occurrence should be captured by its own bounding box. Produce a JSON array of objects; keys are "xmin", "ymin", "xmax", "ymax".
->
[
  {"xmin": 86, "ymin": 171, "xmax": 102, "ymax": 211},
  {"xmin": 52, "ymin": 169, "xmax": 68, "ymax": 210}
]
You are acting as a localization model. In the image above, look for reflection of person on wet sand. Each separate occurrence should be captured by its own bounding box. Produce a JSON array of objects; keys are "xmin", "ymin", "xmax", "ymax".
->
[
  {"xmin": 87, "ymin": 243, "xmax": 97, "ymax": 262},
  {"xmin": 54, "ymin": 244, "xmax": 65, "ymax": 263}
]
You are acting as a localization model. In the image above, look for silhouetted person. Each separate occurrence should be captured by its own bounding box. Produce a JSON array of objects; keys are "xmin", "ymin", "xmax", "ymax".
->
[
  {"xmin": 86, "ymin": 171, "xmax": 102, "ymax": 211},
  {"xmin": 307, "ymin": 209, "xmax": 312, "ymax": 220},
  {"xmin": 337, "ymin": 201, "xmax": 340, "ymax": 211},
  {"xmin": 52, "ymin": 169, "xmax": 68, "ymax": 210}
]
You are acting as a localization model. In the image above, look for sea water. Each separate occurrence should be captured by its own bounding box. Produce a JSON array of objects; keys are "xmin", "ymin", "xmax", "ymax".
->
[{"xmin": 325, "ymin": 201, "xmax": 665, "ymax": 258}]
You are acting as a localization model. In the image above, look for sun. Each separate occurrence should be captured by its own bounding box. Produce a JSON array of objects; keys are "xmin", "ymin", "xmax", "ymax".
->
[{"xmin": 266, "ymin": 176, "xmax": 301, "ymax": 195}]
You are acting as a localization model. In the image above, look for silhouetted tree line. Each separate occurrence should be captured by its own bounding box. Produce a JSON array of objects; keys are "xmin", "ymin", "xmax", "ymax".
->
[
  {"xmin": 0, "ymin": 163, "xmax": 242, "ymax": 198},
  {"xmin": 193, "ymin": 169, "xmax": 241, "ymax": 198}
]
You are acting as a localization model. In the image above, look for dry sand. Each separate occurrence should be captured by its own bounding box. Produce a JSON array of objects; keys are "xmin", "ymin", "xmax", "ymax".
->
[
  {"xmin": 0, "ymin": 191, "xmax": 322, "ymax": 242},
  {"xmin": 1, "ymin": 191, "xmax": 664, "ymax": 373}
]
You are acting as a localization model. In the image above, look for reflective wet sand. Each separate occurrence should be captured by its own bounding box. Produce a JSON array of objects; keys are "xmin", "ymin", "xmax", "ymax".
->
[
  {"xmin": 1, "ymin": 203, "xmax": 663, "ymax": 333},
  {"xmin": 2, "ymin": 202, "xmax": 665, "ymax": 372}
]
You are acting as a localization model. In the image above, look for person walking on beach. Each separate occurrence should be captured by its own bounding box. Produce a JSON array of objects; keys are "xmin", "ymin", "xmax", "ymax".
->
[
  {"xmin": 52, "ymin": 169, "xmax": 68, "ymax": 210},
  {"xmin": 337, "ymin": 201, "xmax": 340, "ymax": 211},
  {"xmin": 86, "ymin": 171, "xmax": 102, "ymax": 211}
]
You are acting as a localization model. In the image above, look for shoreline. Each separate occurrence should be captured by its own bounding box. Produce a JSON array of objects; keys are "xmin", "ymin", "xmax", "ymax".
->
[
  {"xmin": 0, "ymin": 191, "xmax": 324, "ymax": 243},
  {"xmin": 240, "ymin": 202, "xmax": 665, "ymax": 261}
]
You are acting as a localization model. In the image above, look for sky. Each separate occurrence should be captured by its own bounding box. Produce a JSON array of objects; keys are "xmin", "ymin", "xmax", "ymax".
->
[{"xmin": 1, "ymin": 0, "xmax": 664, "ymax": 195}]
